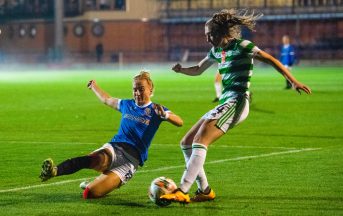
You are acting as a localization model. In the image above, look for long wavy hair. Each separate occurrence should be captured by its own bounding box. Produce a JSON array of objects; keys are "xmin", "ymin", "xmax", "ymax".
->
[{"xmin": 206, "ymin": 9, "xmax": 263, "ymax": 39}]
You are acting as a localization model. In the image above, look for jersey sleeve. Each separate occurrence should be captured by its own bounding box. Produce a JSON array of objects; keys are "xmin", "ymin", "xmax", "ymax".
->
[
  {"xmin": 161, "ymin": 106, "xmax": 171, "ymax": 121},
  {"xmin": 239, "ymin": 40, "xmax": 260, "ymax": 57},
  {"xmin": 163, "ymin": 106, "xmax": 170, "ymax": 112},
  {"xmin": 116, "ymin": 99, "xmax": 122, "ymax": 111},
  {"xmin": 118, "ymin": 99, "xmax": 129, "ymax": 113}
]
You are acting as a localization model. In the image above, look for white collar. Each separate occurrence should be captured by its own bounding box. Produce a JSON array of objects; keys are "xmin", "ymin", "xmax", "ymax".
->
[{"xmin": 135, "ymin": 101, "xmax": 152, "ymax": 108}]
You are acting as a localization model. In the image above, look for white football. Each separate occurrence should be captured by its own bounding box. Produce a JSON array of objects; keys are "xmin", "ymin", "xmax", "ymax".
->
[{"xmin": 148, "ymin": 176, "xmax": 177, "ymax": 207}]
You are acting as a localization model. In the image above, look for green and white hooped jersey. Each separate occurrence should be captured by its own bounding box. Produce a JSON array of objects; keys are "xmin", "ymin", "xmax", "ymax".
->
[{"xmin": 207, "ymin": 39, "xmax": 260, "ymax": 104}]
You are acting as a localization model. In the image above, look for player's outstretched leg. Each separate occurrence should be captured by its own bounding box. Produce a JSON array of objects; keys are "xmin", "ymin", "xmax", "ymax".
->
[
  {"xmin": 191, "ymin": 187, "xmax": 216, "ymax": 202},
  {"xmin": 160, "ymin": 188, "xmax": 190, "ymax": 204},
  {"xmin": 39, "ymin": 158, "xmax": 57, "ymax": 182}
]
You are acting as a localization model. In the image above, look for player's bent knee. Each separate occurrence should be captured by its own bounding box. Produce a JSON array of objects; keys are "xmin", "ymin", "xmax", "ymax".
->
[
  {"xmin": 88, "ymin": 150, "xmax": 111, "ymax": 172},
  {"xmin": 180, "ymin": 136, "xmax": 192, "ymax": 146},
  {"xmin": 180, "ymin": 138, "xmax": 186, "ymax": 146}
]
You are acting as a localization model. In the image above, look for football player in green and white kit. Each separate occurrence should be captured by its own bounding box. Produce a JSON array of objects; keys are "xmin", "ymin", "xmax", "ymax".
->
[{"xmin": 161, "ymin": 9, "xmax": 311, "ymax": 204}]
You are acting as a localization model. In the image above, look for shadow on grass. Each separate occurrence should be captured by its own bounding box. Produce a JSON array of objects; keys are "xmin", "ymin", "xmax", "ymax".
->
[
  {"xmin": 92, "ymin": 197, "xmax": 223, "ymax": 210},
  {"xmin": 250, "ymin": 104, "xmax": 275, "ymax": 114},
  {"xmin": 1, "ymin": 191, "xmax": 224, "ymax": 211},
  {"xmin": 95, "ymin": 197, "xmax": 147, "ymax": 207}
]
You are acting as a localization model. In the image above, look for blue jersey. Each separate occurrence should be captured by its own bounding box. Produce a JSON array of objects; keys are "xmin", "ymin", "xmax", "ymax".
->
[
  {"xmin": 280, "ymin": 44, "xmax": 295, "ymax": 66},
  {"xmin": 110, "ymin": 99, "xmax": 168, "ymax": 166}
]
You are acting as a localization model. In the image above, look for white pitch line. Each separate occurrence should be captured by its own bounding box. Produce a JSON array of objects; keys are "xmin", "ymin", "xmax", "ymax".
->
[
  {"xmin": 139, "ymin": 148, "xmax": 321, "ymax": 173},
  {"xmin": 205, "ymin": 148, "xmax": 321, "ymax": 165},
  {"xmin": 0, "ymin": 140, "xmax": 97, "ymax": 145},
  {"xmin": 209, "ymin": 145, "xmax": 298, "ymax": 150},
  {"xmin": 0, "ymin": 147, "xmax": 320, "ymax": 194},
  {"xmin": 0, "ymin": 178, "xmax": 90, "ymax": 194}
]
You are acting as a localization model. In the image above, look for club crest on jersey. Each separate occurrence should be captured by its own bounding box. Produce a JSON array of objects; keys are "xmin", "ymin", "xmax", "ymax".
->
[{"xmin": 144, "ymin": 108, "xmax": 152, "ymax": 117}]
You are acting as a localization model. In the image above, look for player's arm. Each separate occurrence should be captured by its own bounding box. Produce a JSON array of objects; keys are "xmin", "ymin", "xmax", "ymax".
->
[
  {"xmin": 87, "ymin": 80, "xmax": 119, "ymax": 109},
  {"xmin": 153, "ymin": 104, "xmax": 183, "ymax": 127},
  {"xmin": 172, "ymin": 56, "xmax": 214, "ymax": 76},
  {"xmin": 254, "ymin": 50, "xmax": 312, "ymax": 94}
]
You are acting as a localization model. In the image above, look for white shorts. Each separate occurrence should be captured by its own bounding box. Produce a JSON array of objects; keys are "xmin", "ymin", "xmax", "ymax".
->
[
  {"xmin": 94, "ymin": 143, "xmax": 139, "ymax": 185},
  {"xmin": 202, "ymin": 96, "xmax": 249, "ymax": 133}
]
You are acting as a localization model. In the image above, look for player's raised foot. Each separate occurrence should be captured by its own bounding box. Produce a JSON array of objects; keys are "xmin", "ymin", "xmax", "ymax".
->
[
  {"xmin": 191, "ymin": 187, "xmax": 216, "ymax": 202},
  {"xmin": 160, "ymin": 188, "xmax": 190, "ymax": 204},
  {"xmin": 39, "ymin": 158, "xmax": 57, "ymax": 182}
]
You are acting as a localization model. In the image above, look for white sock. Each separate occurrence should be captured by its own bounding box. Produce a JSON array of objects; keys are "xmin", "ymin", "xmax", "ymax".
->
[
  {"xmin": 181, "ymin": 145, "xmax": 209, "ymax": 192},
  {"xmin": 181, "ymin": 144, "xmax": 192, "ymax": 163},
  {"xmin": 180, "ymin": 143, "xmax": 207, "ymax": 193},
  {"xmin": 181, "ymin": 145, "xmax": 208, "ymax": 191},
  {"xmin": 215, "ymin": 82, "xmax": 222, "ymax": 98}
]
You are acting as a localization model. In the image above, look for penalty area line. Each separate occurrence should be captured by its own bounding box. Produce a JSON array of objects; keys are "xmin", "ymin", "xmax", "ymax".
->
[{"xmin": 0, "ymin": 147, "xmax": 321, "ymax": 194}]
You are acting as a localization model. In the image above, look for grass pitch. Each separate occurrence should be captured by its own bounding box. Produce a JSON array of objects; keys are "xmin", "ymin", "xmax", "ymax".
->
[{"xmin": 0, "ymin": 65, "xmax": 342, "ymax": 215}]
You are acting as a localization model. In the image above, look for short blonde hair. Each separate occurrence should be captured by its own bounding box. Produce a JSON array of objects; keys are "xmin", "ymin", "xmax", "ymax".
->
[{"xmin": 133, "ymin": 71, "xmax": 154, "ymax": 92}]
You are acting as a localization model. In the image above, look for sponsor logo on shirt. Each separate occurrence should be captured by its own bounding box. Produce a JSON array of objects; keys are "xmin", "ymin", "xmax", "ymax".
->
[{"xmin": 124, "ymin": 114, "xmax": 150, "ymax": 125}]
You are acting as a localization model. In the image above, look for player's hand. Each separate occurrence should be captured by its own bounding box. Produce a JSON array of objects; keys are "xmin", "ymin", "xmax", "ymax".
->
[
  {"xmin": 172, "ymin": 63, "xmax": 182, "ymax": 73},
  {"xmin": 152, "ymin": 104, "xmax": 168, "ymax": 119},
  {"xmin": 292, "ymin": 81, "xmax": 312, "ymax": 95},
  {"xmin": 87, "ymin": 80, "xmax": 95, "ymax": 89}
]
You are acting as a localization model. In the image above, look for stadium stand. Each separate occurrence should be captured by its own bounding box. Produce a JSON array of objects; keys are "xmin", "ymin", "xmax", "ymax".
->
[{"xmin": 0, "ymin": 0, "xmax": 342, "ymax": 63}]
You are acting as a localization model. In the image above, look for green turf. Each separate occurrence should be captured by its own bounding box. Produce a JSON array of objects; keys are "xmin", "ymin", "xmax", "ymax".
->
[{"xmin": 0, "ymin": 65, "xmax": 342, "ymax": 215}]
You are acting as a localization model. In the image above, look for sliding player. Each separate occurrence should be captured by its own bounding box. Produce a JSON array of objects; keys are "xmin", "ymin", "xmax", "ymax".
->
[{"xmin": 39, "ymin": 71, "xmax": 183, "ymax": 199}]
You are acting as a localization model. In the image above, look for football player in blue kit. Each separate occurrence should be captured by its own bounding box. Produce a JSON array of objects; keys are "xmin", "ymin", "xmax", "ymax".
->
[
  {"xmin": 280, "ymin": 35, "xmax": 296, "ymax": 89},
  {"xmin": 39, "ymin": 71, "xmax": 183, "ymax": 199}
]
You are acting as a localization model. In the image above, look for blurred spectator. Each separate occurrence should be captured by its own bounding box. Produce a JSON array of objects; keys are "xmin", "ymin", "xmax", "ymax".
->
[
  {"xmin": 279, "ymin": 35, "xmax": 296, "ymax": 89},
  {"xmin": 96, "ymin": 43, "xmax": 104, "ymax": 62}
]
